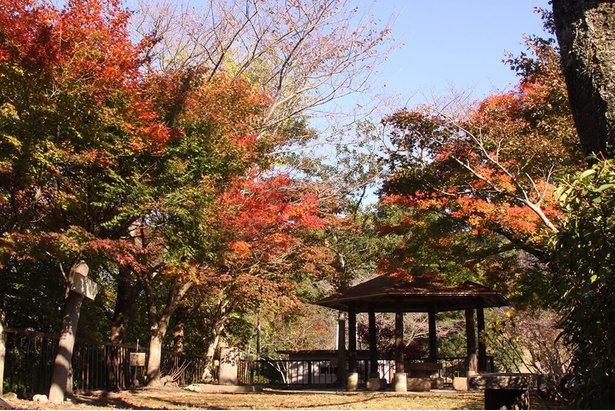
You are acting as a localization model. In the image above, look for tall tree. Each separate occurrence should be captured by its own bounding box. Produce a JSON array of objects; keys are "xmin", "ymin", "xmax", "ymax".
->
[
  {"xmin": 193, "ymin": 172, "xmax": 331, "ymax": 380},
  {"xmin": 551, "ymin": 2, "xmax": 615, "ymax": 407},
  {"xmin": 134, "ymin": 0, "xmax": 395, "ymax": 134},
  {"xmin": 552, "ymin": 0, "xmax": 615, "ymax": 158},
  {"xmin": 0, "ymin": 0, "xmax": 163, "ymax": 401},
  {"xmin": 379, "ymin": 23, "xmax": 584, "ymax": 301},
  {"xmin": 128, "ymin": 69, "xmax": 273, "ymax": 385}
]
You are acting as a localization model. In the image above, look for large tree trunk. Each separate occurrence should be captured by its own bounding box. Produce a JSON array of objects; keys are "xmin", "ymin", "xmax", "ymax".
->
[
  {"xmin": 202, "ymin": 296, "xmax": 232, "ymax": 382},
  {"xmin": 110, "ymin": 268, "xmax": 143, "ymax": 345},
  {"xmin": 107, "ymin": 268, "xmax": 143, "ymax": 389},
  {"xmin": 173, "ymin": 306, "xmax": 188, "ymax": 354},
  {"xmin": 0, "ymin": 311, "xmax": 5, "ymax": 397},
  {"xmin": 143, "ymin": 278, "xmax": 193, "ymax": 387},
  {"xmin": 202, "ymin": 323, "xmax": 224, "ymax": 383},
  {"xmin": 552, "ymin": 0, "xmax": 615, "ymax": 158},
  {"xmin": 146, "ymin": 331, "xmax": 164, "ymax": 385}
]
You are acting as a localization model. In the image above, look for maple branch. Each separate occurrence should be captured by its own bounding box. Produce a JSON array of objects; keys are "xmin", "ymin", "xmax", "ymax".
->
[{"xmin": 443, "ymin": 114, "xmax": 559, "ymax": 233}]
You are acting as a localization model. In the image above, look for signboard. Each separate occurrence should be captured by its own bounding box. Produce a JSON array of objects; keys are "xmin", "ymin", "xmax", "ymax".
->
[
  {"xmin": 130, "ymin": 352, "xmax": 146, "ymax": 367},
  {"xmin": 71, "ymin": 272, "xmax": 100, "ymax": 300}
]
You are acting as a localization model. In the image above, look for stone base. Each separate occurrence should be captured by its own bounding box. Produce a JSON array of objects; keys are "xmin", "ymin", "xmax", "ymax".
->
[
  {"xmin": 184, "ymin": 384, "xmax": 262, "ymax": 393},
  {"xmin": 366, "ymin": 377, "xmax": 387, "ymax": 391},
  {"xmin": 347, "ymin": 372, "xmax": 359, "ymax": 392},
  {"xmin": 431, "ymin": 377, "xmax": 444, "ymax": 389},
  {"xmin": 366, "ymin": 377, "xmax": 381, "ymax": 391},
  {"xmin": 453, "ymin": 377, "xmax": 468, "ymax": 391},
  {"xmin": 407, "ymin": 377, "xmax": 431, "ymax": 392},
  {"xmin": 393, "ymin": 373, "xmax": 407, "ymax": 392}
]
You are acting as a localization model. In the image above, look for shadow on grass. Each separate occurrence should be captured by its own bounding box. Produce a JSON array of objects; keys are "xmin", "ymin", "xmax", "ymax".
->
[{"xmin": 71, "ymin": 390, "xmax": 153, "ymax": 410}]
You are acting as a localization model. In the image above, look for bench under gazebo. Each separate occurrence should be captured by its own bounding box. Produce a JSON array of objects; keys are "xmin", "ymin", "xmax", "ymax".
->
[{"xmin": 315, "ymin": 273, "xmax": 509, "ymax": 392}]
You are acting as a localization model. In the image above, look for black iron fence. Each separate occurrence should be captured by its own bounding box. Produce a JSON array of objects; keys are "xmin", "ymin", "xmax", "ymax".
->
[
  {"xmin": 2, "ymin": 328, "xmax": 207, "ymax": 399},
  {"xmin": 237, "ymin": 356, "xmax": 495, "ymax": 387}
]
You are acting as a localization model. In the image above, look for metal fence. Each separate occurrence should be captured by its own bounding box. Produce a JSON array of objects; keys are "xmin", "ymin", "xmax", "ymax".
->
[
  {"xmin": 2, "ymin": 328, "xmax": 207, "ymax": 399},
  {"xmin": 238, "ymin": 356, "xmax": 494, "ymax": 387}
]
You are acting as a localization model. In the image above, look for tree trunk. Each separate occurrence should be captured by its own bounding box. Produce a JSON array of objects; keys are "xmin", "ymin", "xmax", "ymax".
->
[
  {"xmin": 49, "ymin": 290, "xmax": 84, "ymax": 404},
  {"xmin": 173, "ymin": 306, "xmax": 188, "ymax": 354},
  {"xmin": 110, "ymin": 268, "xmax": 143, "ymax": 345},
  {"xmin": 552, "ymin": 0, "xmax": 615, "ymax": 158},
  {"xmin": 108, "ymin": 268, "xmax": 143, "ymax": 389},
  {"xmin": 0, "ymin": 315, "xmax": 5, "ymax": 397},
  {"xmin": 202, "ymin": 296, "xmax": 232, "ymax": 382},
  {"xmin": 143, "ymin": 278, "xmax": 193, "ymax": 387},
  {"xmin": 202, "ymin": 326, "xmax": 223, "ymax": 383},
  {"xmin": 146, "ymin": 331, "xmax": 164, "ymax": 386}
]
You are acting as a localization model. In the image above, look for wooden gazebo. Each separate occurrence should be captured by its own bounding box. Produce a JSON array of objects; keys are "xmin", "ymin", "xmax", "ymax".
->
[{"xmin": 315, "ymin": 274, "xmax": 510, "ymax": 391}]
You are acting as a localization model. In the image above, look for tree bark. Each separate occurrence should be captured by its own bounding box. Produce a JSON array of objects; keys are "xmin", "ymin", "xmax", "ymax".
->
[
  {"xmin": 202, "ymin": 323, "xmax": 225, "ymax": 383},
  {"xmin": 110, "ymin": 267, "xmax": 143, "ymax": 345},
  {"xmin": 144, "ymin": 278, "xmax": 193, "ymax": 386},
  {"xmin": 107, "ymin": 268, "xmax": 143, "ymax": 389},
  {"xmin": 552, "ymin": 0, "xmax": 615, "ymax": 158},
  {"xmin": 173, "ymin": 306, "xmax": 188, "ymax": 355},
  {"xmin": 0, "ymin": 314, "xmax": 5, "ymax": 397},
  {"xmin": 146, "ymin": 331, "xmax": 164, "ymax": 385}
]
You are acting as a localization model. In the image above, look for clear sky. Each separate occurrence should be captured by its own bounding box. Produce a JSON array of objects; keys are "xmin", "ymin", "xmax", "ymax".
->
[{"xmin": 371, "ymin": 0, "xmax": 552, "ymax": 107}]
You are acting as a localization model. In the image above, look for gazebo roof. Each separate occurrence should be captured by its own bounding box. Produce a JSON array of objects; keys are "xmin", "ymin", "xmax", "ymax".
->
[{"xmin": 315, "ymin": 274, "xmax": 509, "ymax": 313}]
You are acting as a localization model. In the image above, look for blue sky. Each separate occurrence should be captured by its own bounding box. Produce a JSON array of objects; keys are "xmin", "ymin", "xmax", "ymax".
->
[{"xmin": 372, "ymin": 0, "xmax": 552, "ymax": 106}]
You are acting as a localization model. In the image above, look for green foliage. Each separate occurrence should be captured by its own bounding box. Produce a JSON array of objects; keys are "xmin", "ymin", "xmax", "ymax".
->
[{"xmin": 550, "ymin": 158, "xmax": 615, "ymax": 408}]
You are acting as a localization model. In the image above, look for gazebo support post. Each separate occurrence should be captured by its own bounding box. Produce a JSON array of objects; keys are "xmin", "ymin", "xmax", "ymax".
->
[
  {"xmin": 465, "ymin": 302, "xmax": 478, "ymax": 376},
  {"xmin": 393, "ymin": 298, "xmax": 407, "ymax": 392},
  {"xmin": 477, "ymin": 300, "xmax": 487, "ymax": 372},
  {"xmin": 366, "ymin": 304, "xmax": 381, "ymax": 390},
  {"xmin": 428, "ymin": 304, "xmax": 438, "ymax": 363},
  {"xmin": 337, "ymin": 312, "xmax": 347, "ymax": 387},
  {"xmin": 347, "ymin": 303, "xmax": 358, "ymax": 391}
]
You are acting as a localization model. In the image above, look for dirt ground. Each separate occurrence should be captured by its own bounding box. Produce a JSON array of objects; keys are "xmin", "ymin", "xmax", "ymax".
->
[
  {"xmin": 2, "ymin": 386, "xmax": 487, "ymax": 410},
  {"xmin": 0, "ymin": 386, "xmax": 567, "ymax": 410}
]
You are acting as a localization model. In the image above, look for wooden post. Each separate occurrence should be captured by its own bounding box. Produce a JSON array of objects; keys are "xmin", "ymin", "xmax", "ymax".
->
[
  {"xmin": 348, "ymin": 303, "xmax": 357, "ymax": 374},
  {"xmin": 337, "ymin": 312, "xmax": 347, "ymax": 385},
  {"xmin": 395, "ymin": 298, "xmax": 404, "ymax": 374},
  {"xmin": 347, "ymin": 303, "xmax": 358, "ymax": 391},
  {"xmin": 428, "ymin": 304, "xmax": 438, "ymax": 363},
  {"xmin": 465, "ymin": 302, "xmax": 477, "ymax": 376},
  {"xmin": 368, "ymin": 304, "xmax": 379, "ymax": 378},
  {"xmin": 477, "ymin": 300, "xmax": 487, "ymax": 372}
]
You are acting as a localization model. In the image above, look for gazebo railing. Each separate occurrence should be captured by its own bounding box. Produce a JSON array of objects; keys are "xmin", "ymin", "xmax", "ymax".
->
[{"xmin": 237, "ymin": 356, "xmax": 494, "ymax": 387}]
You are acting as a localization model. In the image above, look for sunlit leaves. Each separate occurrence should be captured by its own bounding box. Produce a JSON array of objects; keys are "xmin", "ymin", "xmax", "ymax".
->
[
  {"xmin": 549, "ymin": 159, "xmax": 615, "ymax": 408},
  {"xmin": 378, "ymin": 29, "xmax": 583, "ymax": 298}
]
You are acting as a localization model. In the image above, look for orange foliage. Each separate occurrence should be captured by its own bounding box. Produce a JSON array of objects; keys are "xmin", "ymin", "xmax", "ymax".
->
[{"xmin": 216, "ymin": 172, "xmax": 326, "ymax": 272}]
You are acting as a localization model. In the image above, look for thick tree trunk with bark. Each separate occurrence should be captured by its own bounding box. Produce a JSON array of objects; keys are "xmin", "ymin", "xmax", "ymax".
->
[
  {"xmin": 107, "ymin": 268, "xmax": 143, "ymax": 389},
  {"xmin": 202, "ymin": 323, "xmax": 224, "ymax": 383},
  {"xmin": 146, "ymin": 331, "xmax": 164, "ymax": 385},
  {"xmin": 143, "ymin": 277, "xmax": 193, "ymax": 386},
  {"xmin": 110, "ymin": 268, "xmax": 143, "ymax": 345},
  {"xmin": 0, "ymin": 313, "xmax": 5, "ymax": 397},
  {"xmin": 552, "ymin": 0, "xmax": 615, "ymax": 158},
  {"xmin": 173, "ymin": 306, "xmax": 188, "ymax": 354},
  {"xmin": 201, "ymin": 296, "xmax": 232, "ymax": 382}
]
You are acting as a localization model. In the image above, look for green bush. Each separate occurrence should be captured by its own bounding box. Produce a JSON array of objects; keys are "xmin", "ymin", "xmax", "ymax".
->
[{"xmin": 550, "ymin": 159, "xmax": 615, "ymax": 408}]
